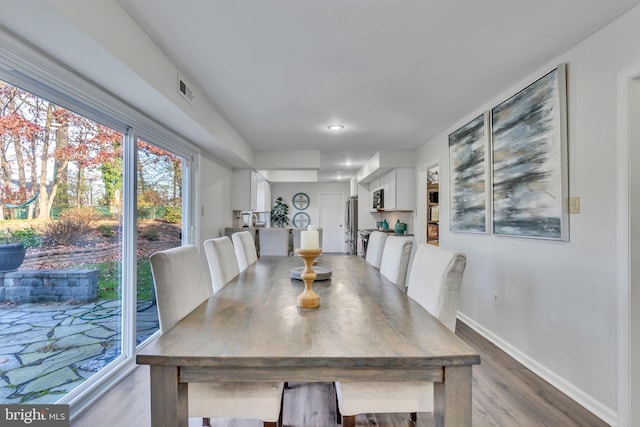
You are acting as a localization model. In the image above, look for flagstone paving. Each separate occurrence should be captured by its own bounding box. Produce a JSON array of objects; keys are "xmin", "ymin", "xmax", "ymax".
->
[{"xmin": 0, "ymin": 299, "xmax": 158, "ymax": 404}]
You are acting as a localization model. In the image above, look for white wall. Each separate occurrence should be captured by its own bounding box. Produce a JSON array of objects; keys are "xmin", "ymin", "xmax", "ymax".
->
[
  {"xmin": 198, "ymin": 154, "xmax": 233, "ymax": 242},
  {"xmin": 271, "ymin": 182, "xmax": 350, "ymax": 227},
  {"xmin": 414, "ymin": 6, "xmax": 640, "ymax": 424}
]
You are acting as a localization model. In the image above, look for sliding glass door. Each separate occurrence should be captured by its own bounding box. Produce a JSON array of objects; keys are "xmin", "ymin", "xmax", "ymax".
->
[{"xmin": 0, "ymin": 75, "xmax": 194, "ymax": 405}]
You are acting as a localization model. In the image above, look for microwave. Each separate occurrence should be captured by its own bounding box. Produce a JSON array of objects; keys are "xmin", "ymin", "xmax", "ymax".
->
[{"xmin": 372, "ymin": 188, "xmax": 384, "ymax": 209}]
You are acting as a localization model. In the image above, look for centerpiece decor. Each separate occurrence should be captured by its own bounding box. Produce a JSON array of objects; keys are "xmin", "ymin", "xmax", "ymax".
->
[{"xmin": 295, "ymin": 228, "xmax": 321, "ymax": 308}]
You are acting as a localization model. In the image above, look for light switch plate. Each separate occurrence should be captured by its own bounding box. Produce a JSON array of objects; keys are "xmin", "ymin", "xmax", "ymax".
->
[{"xmin": 569, "ymin": 197, "xmax": 580, "ymax": 214}]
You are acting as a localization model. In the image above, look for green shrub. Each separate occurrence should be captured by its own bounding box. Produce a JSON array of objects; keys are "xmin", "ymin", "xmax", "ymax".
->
[
  {"xmin": 11, "ymin": 228, "xmax": 42, "ymax": 249},
  {"xmin": 163, "ymin": 205, "xmax": 182, "ymax": 224},
  {"xmin": 141, "ymin": 228, "xmax": 160, "ymax": 241},
  {"xmin": 99, "ymin": 224, "xmax": 114, "ymax": 237},
  {"xmin": 44, "ymin": 207, "xmax": 96, "ymax": 246}
]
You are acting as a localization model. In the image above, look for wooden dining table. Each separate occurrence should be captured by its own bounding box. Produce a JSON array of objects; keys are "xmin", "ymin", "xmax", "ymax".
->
[{"xmin": 136, "ymin": 255, "xmax": 480, "ymax": 427}]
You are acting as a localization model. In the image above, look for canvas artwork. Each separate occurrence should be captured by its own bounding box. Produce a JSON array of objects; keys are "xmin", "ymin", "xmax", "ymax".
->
[
  {"xmin": 491, "ymin": 65, "xmax": 568, "ymax": 240},
  {"xmin": 449, "ymin": 113, "xmax": 488, "ymax": 233}
]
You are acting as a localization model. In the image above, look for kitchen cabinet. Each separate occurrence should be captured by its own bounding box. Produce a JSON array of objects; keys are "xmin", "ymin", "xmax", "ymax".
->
[
  {"xmin": 350, "ymin": 176, "xmax": 358, "ymax": 197},
  {"xmin": 232, "ymin": 170, "xmax": 257, "ymax": 211},
  {"xmin": 369, "ymin": 168, "xmax": 414, "ymax": 211},
  {"xmin": 256, "ymin": 178, "xmax": 271, "ymax": 212}
]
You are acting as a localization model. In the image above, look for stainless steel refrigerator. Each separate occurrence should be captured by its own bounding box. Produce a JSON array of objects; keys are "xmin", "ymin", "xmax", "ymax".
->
[{"xmin": 345, "ymin": 196, "xmax": 358, "ymax": 255}]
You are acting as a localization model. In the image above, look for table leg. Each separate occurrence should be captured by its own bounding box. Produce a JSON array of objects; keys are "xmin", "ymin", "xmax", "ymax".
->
[
  {"xmin": 150, "ymin": 365, "xmax": 188, "ymax": 427},
  {"xmin": 434, "ymin": 365, "xmax": 472, "ymax": 427}
]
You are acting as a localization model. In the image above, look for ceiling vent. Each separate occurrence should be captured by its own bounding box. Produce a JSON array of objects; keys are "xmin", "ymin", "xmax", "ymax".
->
[{"xmin": 177, "ymin": 74, "xmax": 194, "ymax": 104}]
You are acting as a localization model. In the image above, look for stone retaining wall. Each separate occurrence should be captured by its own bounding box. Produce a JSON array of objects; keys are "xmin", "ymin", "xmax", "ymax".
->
[{"xmin": 0, "ymin": 269, "xmax": 99, "ymax": 303}]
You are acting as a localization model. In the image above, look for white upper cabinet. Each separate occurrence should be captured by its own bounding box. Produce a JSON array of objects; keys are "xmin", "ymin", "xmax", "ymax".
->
[
  {"xmin": 369, "ymin": 168, "xmax": 414, "ymax": 211},
  {"xmin": 256, "ymin": 178, "xmax": 271, "ymax": 212},
  {"xmin": 232, "ymin": 169, "xmax": 258, "ymax": 211}
]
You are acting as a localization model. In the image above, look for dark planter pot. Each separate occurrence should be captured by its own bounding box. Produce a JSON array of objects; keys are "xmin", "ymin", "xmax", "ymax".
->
[{"xmin": 0, "ymin": 243, "xmax": 26, "ymax": 272}]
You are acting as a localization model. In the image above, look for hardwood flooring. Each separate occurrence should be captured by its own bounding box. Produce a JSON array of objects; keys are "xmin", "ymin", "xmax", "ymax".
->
[{"xmin": 71, "ymin": 321, "xmax": 609, "ymax": 427}]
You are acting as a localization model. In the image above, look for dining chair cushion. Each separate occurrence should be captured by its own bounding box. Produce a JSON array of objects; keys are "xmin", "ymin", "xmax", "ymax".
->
[
  {"xmin": 258, "ymin": 228, "xmax": 290, "ymax": 256},
  {"xmin": 336, "ymin": 243, "xmax": 468, "ymax": 419},
  {"xmin": 232, "ymin": 231, "xmax": 258, "ymax": 272},
  {"xmin": 365, "ymin": 231, "xmax": 388, "ymax": 268},
  {"xmin": 406, "ymin": 243, "xmax": 467, "ymax": 332},
  {"xmin": 150, "ymin": 245, "xmax": 211, "ymax": 332},
  {"xmin": 379, "ymin": 236, "xmax": 414, "ymax": 288},
  {"xmin": 189, "ymin": 382, "xmax": 285, "ymax": 422},
  {"xmin": 335, "ymin": 381, "xmax": 433, "ymax": 415},
  {"xmin": 204, "ymin": 236, "xmax": 240, "ymax": 293},
  {"xmin": 150, "ymin": 245, "xmax": 284, "ymax": 424}
]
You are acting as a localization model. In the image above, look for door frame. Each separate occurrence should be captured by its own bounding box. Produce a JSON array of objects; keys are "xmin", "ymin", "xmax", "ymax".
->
[
  {"xmin": 318, "ymin": 192, "xmax": 346, "ymax": 253},
  {"xmin": 616, "ymin": 62, "xmax": 640, "ymax": 427}
]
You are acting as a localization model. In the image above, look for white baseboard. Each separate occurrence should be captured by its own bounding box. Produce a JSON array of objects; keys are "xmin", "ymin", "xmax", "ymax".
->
[{"xmin": 457, "ymin": 312, "xmax": 617, "ymax": 426}]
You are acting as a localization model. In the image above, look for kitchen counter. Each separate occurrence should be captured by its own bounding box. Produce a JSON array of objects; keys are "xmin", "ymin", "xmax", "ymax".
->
[{"xmin": 360, "ymin": 228, "xmax": 414, "ymax": 236}]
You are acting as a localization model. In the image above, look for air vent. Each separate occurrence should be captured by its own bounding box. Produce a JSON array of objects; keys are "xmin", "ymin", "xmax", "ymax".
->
[{"xmin": 177, "ymin": 74, "xmax": 194, "ymax": 104}]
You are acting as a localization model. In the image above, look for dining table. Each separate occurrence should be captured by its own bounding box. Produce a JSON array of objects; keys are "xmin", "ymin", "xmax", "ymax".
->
[{"xmin": 136, "ymin": 254, "xmax": 481, "ymax": 427}]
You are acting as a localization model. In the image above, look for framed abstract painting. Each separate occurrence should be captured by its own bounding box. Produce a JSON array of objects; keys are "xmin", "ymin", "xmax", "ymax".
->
[
  {"xmin": 449, "ymin": 112, "xmax": 490, "ymax": 233},
  {"xmin": 491, "ymin": 64, "xmax": 568, "ymax": 240}
]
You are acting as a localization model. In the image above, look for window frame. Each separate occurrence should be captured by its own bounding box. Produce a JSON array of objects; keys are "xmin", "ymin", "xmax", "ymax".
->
[{"xmin": 0, "ymin": 29, "xmax": 200, "ymax": 417}]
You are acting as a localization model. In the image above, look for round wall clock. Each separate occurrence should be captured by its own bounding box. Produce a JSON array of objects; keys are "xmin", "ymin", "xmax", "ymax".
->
[
  {"xmin": 292, "ymin": 192, "xmax": 310, "ymax": 210},
  {"xmin": 292, "ymin": 212, "xmax": 310, "ymax": 227}
]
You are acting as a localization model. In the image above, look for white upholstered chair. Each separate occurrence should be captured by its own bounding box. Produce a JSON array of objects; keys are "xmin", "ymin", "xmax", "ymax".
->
[
  {"xmin": 379, "ymin": 236, "xmax": 414, "ymax": 289},
  {"xmin": 258, "ymin": 228, "xmax": 290, "ymax": 256},
  {"xmin": 203, "ymin": 236, "xmax": 240, "ymax": 293},
  {"xmin": 336, "ymin": 243, "xmax": 467, "ymax": 427},
  {"xmin": 149, "ymin": 245, "xmax": 284, "ymax": 427},
  {"xmin": 232, "ymin": 231, "xmax": 258, "ymax": 272},
  {"xmin": 365, "ymin": 231, "xmax": 388, "ymax": 268}
]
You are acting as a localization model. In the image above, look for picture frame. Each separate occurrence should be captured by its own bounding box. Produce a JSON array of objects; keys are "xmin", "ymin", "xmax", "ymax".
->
[
  {"xmin": 491, "ymin": 64, "xmax": 568, "ymax": 240},
  {"xmin": 292, "ymin": 192, "xmax": 310, "ymax": 210},
  {"xmin": 449, "ymin": 112, "xmax": 490, "ymax": 233},
  {"xmin": 292, "ymin": 212, "xmax": 310, "ymax": 227}
]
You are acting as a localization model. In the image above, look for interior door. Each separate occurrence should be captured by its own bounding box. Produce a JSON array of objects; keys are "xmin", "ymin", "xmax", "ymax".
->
[{"xmin": 319, "ymin": 193, "xmax": 345, "ymax": 253}]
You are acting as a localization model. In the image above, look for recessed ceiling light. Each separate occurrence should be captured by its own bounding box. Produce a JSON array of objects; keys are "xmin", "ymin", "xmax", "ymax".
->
[
  {"xmin": 344, "ymin": 161, "xmax": 352, "ymax": 166},
  {"xmin": 327, "ymin": 124, "xmax": 344, "ymax": 131}
]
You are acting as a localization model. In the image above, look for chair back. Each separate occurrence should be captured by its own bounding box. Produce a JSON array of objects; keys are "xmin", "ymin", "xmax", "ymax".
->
[
  {"xmin": 406, "ymin": 243, "xmax": 467, "ymax": 332},
  {"xmin": 150, "ymin": 245, "xmax": 210, "ymax": 333},
  {"xmin": 204, "ymin": 236, "xmax": 240, "ymax": 293},
  {"xmin": 379, "ymin": 236, "xmax": 414, "ymax": 288},
  {"xmin": 232, "ymin": 231, "xmax": 258, "ymax": 272},
  {"xmin": 258, "ymin": 228, "xmax": 290, "ymax": 256},
  {"xmin": 365, "ymin": 231, "xmax": 388, "ymax": 268}
]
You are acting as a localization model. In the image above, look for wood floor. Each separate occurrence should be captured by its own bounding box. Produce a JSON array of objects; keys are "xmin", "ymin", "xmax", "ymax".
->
[{"xmin": 71, "ymin": 321, "xmax": 609, "ymax": 427}]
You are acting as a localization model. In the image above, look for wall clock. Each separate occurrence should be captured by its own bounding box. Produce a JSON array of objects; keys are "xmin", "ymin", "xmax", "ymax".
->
[
  {"xmin": 292, "ymin": 192, "xmax": 310, "ymax": 210},
  {"xmin": 292, "ymin": 212, "xmax": 310, "ymax": 228}
]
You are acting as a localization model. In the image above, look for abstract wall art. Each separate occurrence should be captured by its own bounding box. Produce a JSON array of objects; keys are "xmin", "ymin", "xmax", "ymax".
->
[
  {"xmin": 491, "ymin": 65, "xmax": 568, "ymax": 240},
  {"xmin": 449, "ymin": 112, "xmax": 490, "ymax": 233}
]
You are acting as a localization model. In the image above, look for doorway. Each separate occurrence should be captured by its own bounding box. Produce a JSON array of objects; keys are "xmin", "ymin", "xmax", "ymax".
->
[
  {"xmin": 318, "ymin": 193, "xmax": 345, "ymax": 253},
  {"xmin": 617, "ymin": 68, "xmax": 640, "ymax": 427},
  {"xmin": 426, "ymin": 165, "xmax": 440, "ymax": 245}
]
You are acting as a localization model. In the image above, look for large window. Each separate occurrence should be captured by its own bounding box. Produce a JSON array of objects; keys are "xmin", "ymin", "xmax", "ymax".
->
[
  {"xmin": 0, "ymin": 45, "xmax": 195, "ymax": 410},
  {"xmin": 135, "ymin": 138, "xmax": 184, "ymax": 345}
]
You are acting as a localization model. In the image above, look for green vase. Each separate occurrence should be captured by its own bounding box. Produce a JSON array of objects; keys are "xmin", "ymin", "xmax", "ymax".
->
[{"xmin": 394, "ymin": 220, "xmax": 406, "ymax": 235}]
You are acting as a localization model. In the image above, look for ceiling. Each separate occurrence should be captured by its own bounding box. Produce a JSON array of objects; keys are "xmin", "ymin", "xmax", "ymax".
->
[{"xmin": 101, "ymin": 1, "xmax": 640, "ymax": 180}]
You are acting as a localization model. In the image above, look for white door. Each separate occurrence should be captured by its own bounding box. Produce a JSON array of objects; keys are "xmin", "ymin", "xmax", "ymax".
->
[{"xmin": 318, "ymin": 193, "xmax": 345, "ymax": 253}]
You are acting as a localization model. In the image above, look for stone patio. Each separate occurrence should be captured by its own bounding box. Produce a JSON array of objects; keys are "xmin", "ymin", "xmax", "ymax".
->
[{"xmin": 0, "ymin": 299, "xmax": 159, "ymax": 404}]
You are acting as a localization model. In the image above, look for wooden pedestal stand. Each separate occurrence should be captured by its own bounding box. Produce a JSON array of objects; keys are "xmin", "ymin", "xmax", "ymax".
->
[{"xmin": 295, "ymin": 248, "xmax": 322, "ymax": 308}]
